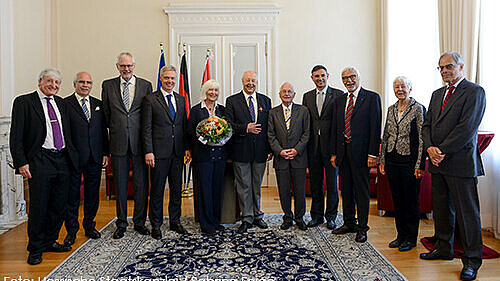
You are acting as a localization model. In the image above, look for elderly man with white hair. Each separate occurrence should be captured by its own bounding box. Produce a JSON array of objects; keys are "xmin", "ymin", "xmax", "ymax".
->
[{"xmin": 10, "ymin": 68, "xmax": 79, "ymax": 265}]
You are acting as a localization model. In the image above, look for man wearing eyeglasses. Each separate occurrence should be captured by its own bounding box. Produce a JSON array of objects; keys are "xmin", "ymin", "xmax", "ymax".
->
[
  {"xmin": 62, "ymin": 72, "xmax": 109, "ymax": 246},
  {"xmin": 330, "ymin": 66, "xmax": 382, "ymax": 243},
  {"xmin": 420, "ymin": 52, "xmax": 486, "ymax": 281},
  {"xmin": 102, "ymin": 52, "xmax": 153, "ymax": 239}
]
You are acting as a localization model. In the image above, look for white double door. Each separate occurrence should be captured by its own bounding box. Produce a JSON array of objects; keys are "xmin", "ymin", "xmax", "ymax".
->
[{"xmin": 179, "ymin": 34, "xmax": 267, "ymax": 105}]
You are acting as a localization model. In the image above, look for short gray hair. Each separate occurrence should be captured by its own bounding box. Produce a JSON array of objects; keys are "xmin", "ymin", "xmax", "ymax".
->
[
  {"xmin": 201, "ymin": 79, "xmax": 220, "ymax": 101},
  {"xmin": 116, "ymin": 52, "xmax": 135, "ymax": 64},
  {"xmin": 160, "ymin": 65, "xmax": 177, "ymax": 76},
  {"xmin": 280, "ymin": 82, "xmax": 295, "ymax": 93},
  {"xmin": 341, "ymin": 66, "xmax": 361, "ymax": 78},
  {"xmin": 38, "ymin": 68, "xmax": 62, "ymax": 81},
  {"xmin": 439, "ymin": 51, "xmax": 464, "ymax": 65},
  {"xmin": 73, "ymin": 71, "xmax": 92, "ymax": 83},
  {"xmin": 393, "ymin": 76, "xmax": 412, "ymax": 90}
]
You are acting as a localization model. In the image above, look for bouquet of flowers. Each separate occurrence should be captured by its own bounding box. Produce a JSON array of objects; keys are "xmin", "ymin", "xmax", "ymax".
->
[{"xmin": 196, "ymin": 116, "xmax": 232, "ymax": 146}]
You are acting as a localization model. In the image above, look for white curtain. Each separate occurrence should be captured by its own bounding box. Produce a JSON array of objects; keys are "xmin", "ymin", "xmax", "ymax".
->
[{"xmin": 438, "ymin": 0, "xmax": 481, "ymax": 81}]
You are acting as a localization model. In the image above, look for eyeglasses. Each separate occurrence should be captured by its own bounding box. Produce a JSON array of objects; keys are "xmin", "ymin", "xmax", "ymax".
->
[
  {"xmin": 77, "ymin": 80, "xmax": 93, "ymax": 85},
  {"xmin": 437, "ymin": 64, "xmax": 456, "ymax": 71},
  {"xmin": 341, "ymin": 75, "xmax": 357, "ymax": 81},
  {"xmin": 118, "ymin": 64, "xmax": 135, "ymax": 68}
]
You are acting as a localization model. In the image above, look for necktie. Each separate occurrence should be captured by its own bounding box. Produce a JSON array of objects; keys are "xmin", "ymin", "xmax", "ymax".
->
[
  {"xmin": 441, "ymin": 86, "xmax": 455, "ymax": 112},
  {"xmin": 317, "ymin": 91, "xmax": 325, "ymax": 116},
  {"xmin": 123, "ymin": 81, "xmax": 131, "ymax": 110},
  {"xmin": 248, "ymin": 96, "xmax": 256, "ymax": 122},
  {"xmin": 81, "ymin": 98, "xmax": 90, "ymax": 120},
  {"xmin": 45, "ymin": 97, "xmax": 64, "ymax": 150},
  {"xmin": 166, "ymin": 94, "xmax": 176, "ymax": 120},
  {"xmin": 285, "ymin": 107, "xmax": 291, "ymax": 130},
  {"xmin": 344, "ymin": 94, "xmax": 354, "ymax": 137}
]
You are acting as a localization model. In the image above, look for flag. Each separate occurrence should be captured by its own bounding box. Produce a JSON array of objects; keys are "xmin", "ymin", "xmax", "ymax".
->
[
  {"xmin": 179, "ymin": 53, "xmax": 191, "ymax": 117},
  {"xmin": 156, "ymin": 51, "xmax": 166, "ymax": 91},
  {"xmin": 202, "ymin": 56, "xmax": 211, "ymax": 86}
]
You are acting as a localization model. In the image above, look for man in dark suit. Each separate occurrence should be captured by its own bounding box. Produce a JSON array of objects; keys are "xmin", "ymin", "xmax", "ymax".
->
[
  {"xmin": 63, "ymin": 72, "xmax": 109, "ymax": 246},
  {"xmin": 302, "ymin": 65, "xmax": 343, "ymax": 230},
  {"xmin": 10, "ymin": 68, "xmax": 79, "ymax": 265},
  {"xmin": 420, "ymin": 52, "xmax": 486, "ymax": 281},
  {"xmin": 142, "ymin": 65, "xmax": 190, "ymax": 239},
  {"xmin": 226, "ymin": 70, "xmax": 272, "ymax": 234},
  {"xmin": 330, "ymin": 66, "xmax": 382, "ymax": 243},
  {"xmin": 268, "ymin": 82, "xmax": 310, "ymax": 231},
  {"xmin": 102, "ymin": 52, "xmax": 153, "ymax": 239}
]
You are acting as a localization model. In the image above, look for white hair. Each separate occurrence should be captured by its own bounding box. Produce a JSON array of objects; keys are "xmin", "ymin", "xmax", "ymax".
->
[
  {"xmin": 38, "ymin": 68, "xmax": 62, "ymax": 81},
  {"xmin": 116, "ymin": 52, "xmax": 135, "ymax": 64},
  {"xmin": 341, "ymin": 66, "xmax": 361, "ymax": 78},
  {"xmin": 201, "ymin": 79, "xmax": 220, "ymax": 101},
  {"xmin": 393, "ymin": 76, "xmax": 412, "ymax": 90}
]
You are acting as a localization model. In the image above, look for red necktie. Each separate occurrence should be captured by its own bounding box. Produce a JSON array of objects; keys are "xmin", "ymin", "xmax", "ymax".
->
[
  {"xmin": 344, "ymin": 94, "xmax": 354, "ymax": 137},
  {"xmin": 441, "ymin": 86, "xmax": 455, "ymax": 112}
]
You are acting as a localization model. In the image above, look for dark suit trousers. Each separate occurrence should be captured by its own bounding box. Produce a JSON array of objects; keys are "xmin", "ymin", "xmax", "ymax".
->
[
  {"xmin": 149, "ymin": 157, "xmax": 183, "ymax": 227},
  {"xmin": 27, "ymin": 149, "xmax": 70, "ymax": 253},
  {"xmin": 111, "ymin": 151, "xmax": 148, "ymax": 228},
  {"xmin": 276, "ymin": 167, "xmax": 306, "ymax": 223},
  {"xmin": 385, "ymin": 163, "xmax": 420, "ymax": 243},
  {"xmin": 64, "ymin": 159, "xmax": 102, "ymax": 235},
  {"xmin": 194, "ymin": 160, "xmax": 225, "ymax": 232},
  {"xmin": 339, "ymin": 143, "xmax": 370, "ymax": 232},
  {"xmin": 309, "ymin": 139, "xmax": 339, "ymax": 222},
  {"xmin": 432, "ymin": 173, "xmax": 483, "ymax": 269}
]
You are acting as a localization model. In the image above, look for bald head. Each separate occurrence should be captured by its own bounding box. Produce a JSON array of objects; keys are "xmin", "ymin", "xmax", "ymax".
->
[
  {"xmin": 73, "ymin": 72, "xmax": 93, "ymax": 98},
  {"xmin": 242, "ymin": 71, "xmax": 257, "ymax": 95}
]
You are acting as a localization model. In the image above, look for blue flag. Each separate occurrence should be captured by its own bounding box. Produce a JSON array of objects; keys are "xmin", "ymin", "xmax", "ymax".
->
[{"xmin": 156, "ymin": 51, "xmax": 166, "ymax": 91}]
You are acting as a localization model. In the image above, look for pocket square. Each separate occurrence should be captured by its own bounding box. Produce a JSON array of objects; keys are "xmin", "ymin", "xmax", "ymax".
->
[{"xmin": 95, "ymin": 106, "xmax": 100, "ymax": 111}]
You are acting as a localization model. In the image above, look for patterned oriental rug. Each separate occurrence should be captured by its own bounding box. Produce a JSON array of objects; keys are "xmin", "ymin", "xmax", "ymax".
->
[{"xmin": 47, "ymin": 214, "xmax": 407, "ymax": 281}]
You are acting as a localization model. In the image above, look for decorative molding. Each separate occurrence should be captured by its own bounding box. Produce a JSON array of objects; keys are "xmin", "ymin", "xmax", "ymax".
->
[{"xmin": 0, "ymin": 0, "xmax": 15, "ymax": 117}]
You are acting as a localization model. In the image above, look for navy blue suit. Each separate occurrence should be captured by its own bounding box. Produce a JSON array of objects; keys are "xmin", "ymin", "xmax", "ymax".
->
[
  {"xmin": 331, "ymin": 87, "xmax": 382, "ymax": 232},
  {"xmin": 63, "ymin": 94, "xmax": 109, "ymax": 235},
  {"xmin": 187, "ymin": 103, "xmax": 227, "ymax": 232}
]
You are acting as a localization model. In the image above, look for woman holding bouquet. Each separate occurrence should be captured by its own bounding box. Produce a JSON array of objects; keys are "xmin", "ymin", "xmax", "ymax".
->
[{"xmin": 187, "ymin": 79, "xmax": 229, "ymax": 236}]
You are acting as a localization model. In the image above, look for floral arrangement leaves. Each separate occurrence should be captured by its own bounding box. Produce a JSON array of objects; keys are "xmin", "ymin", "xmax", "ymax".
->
[{"xmin": 195, "ymin": 116, "xmax": 232, "ymax": 146}]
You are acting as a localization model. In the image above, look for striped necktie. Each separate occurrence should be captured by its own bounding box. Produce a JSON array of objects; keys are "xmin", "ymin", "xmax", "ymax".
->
[
  {"xmin": 81, "ymin": 98, "xmax": 90, "ymax": 120},
  {"xmin": 344, "ymin": 94, "xmax": 354, "ymax": 137},
  {"xmin": 123, "ymin": 81, "xmax": 131, "ymax": 110},
  {"xmin": 285, "ymin": 107, "xmax": 291, "ymax": 130},
  {"xmin": 441, "ymin": 86, "xmax": 455, "ymax": 112},
  {"xmin": 248, "ymin": 96, "xmax": 256, "ymax": 122}
]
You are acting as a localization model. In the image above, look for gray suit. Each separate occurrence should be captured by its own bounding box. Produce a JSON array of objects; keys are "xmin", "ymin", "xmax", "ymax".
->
[
  {"xmin": 102, "ymin": 75, "xmax": 153, "ymax": 228},
  {"xmin": 422, "ymin": 78, "xmax": 486, "ymax": 270},
  {"xmin": 268, "ymin": 103, "xmax": 310, "ymax": 222}
]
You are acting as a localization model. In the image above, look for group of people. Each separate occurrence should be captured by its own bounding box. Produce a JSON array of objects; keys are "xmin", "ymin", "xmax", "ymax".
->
[{"xmin": 10, "ymin": 51, "xmax": 486, "ymax": 281}]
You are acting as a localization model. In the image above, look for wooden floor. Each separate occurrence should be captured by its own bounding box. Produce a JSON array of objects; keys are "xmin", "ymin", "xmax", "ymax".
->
[{"xmin": 1, "ymin": 185, "xmax": 500, "ymax": 280}]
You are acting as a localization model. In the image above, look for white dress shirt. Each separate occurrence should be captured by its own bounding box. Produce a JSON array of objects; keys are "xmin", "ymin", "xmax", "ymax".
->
[
  {"xmin": 75, "ymin": 94, "xmax": 91, "ymax": 119},
  {"xmin": 161, "ymin": 88, "xmax": 177, "ymax": 112},
  {"xmin": 120, "ymin": 76, "xmax": 136, "ymax": 109},
  {"xmin": 201, "ymin": 100, "xmax": 218, "ymax": 116},
  {"xmin": 38, "ymin": 89, "xmax": 65, "ymax": 149}
]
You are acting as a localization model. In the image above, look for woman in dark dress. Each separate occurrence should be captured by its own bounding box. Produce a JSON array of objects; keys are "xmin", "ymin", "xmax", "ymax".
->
[
  {"xmin": 379, "ymin": 76, "xmax": 426, "ymax": 251},
  {"xmin": 187, "ymin": 79, "xmax": 227, "ymax": 236}
]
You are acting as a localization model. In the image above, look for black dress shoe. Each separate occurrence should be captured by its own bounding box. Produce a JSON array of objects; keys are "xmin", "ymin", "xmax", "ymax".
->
[
  {"xmin": 63, "ymin": 233, "xmax": 76, "ymax": 246},
  {"xmin": 388, "ymin": 238, "xmax": 402, "ymax": 248},
  {"xmin": 27, "ymin": 252, "xmax": 42, "ymax": 265},
  {"xmin": 202, "ymin": 229, "xmax": 216, "ymax": 236},
  {"xmin": 307, "ymin": 218, "xmax": 324, "ymax": 228},
  {"xmin": 326, "ymin": 220, "xmax": 336, "ymax": 230},
  {"xmin": 355, "ymin": 231, "xmax": 368, "ymax": 243},
  {"xmin": 216, "ymin": 225, "xmax": 225, "ymax": 231},
  {"xmin": 419, "ymin": 249, "xmax": 453, "ymax": 260},
  {"xmin": 332, "ymin": 224, "xmax": 356, "ymax": 234},
  {"xmin": 44, "ymin": 242, "xmax": 72, "ymax": 252},
  {"xmin": 460, "ymin": 266, "xmax": 477, "ymax": 281},
  {"xmin": 296, "ymin": 220, "xmax": 307, "ymax": 231},
  {"xmin": 134, "ymin": 225, "xmax": 151, "ymax": 235},
  {"xmin": 237, "ymin": 222, "xmax": 251, "ymax": 234},
  {"xmin": 280, "ymin": 221, "xmax": 293, "ymax": 230},
  {"xmin": 151, "ymin": 227, "xmax": 162, "ymax": 240},
  {"xmin": 85, "ymin": 229, "xmax": 101, "ymax": 239},
  {"xmin": 113, "ymin": 227, "xmax": 126, "ymax": 239},
  {"xmin": 398, "ymin": 241, "xmax": 416, "ymax": 252},
  {"xmin": 170, "ymin": 223, "xmax": 188, "ymax": 234},
  {"xmin": 253, "ymin": 219, "xmax": 268, "ymax": 229}
]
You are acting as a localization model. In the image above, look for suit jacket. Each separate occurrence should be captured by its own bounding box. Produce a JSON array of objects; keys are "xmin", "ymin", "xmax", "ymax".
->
[
  {"xmin": 331, "ymin": 87, "xmax": 382, "ymax": 167},
  {"xmin": 141, "ymin": 90, "xmax": 188, "ymax": 159},
  {"xmin": 302, "ymin": 86, "xmax": 343, "ymax": 159},
  {"xmin": 268, "ymin": 103, "xmax": 310, "ymax": 170},
  {"xmin": 101, "ymin": 75, "xmax": 152, "ymax": 156},
  {"xmin": 187, "ymin": 102, "xmax": 227, "ymax": 163},
  {"xmin": 225, "ymin": 91, "xmax": 272, "ymax": 163},
  {"xmin": 10, "ymin": 91, "xmax": 79, "ymax": 171},
  {"xmin": 422, "ymin": 79, "xmax": 486, "ymax": 177},
  {"xmin": 64, "ymin": 93, "xmax": 109, "ymax": 168}
]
